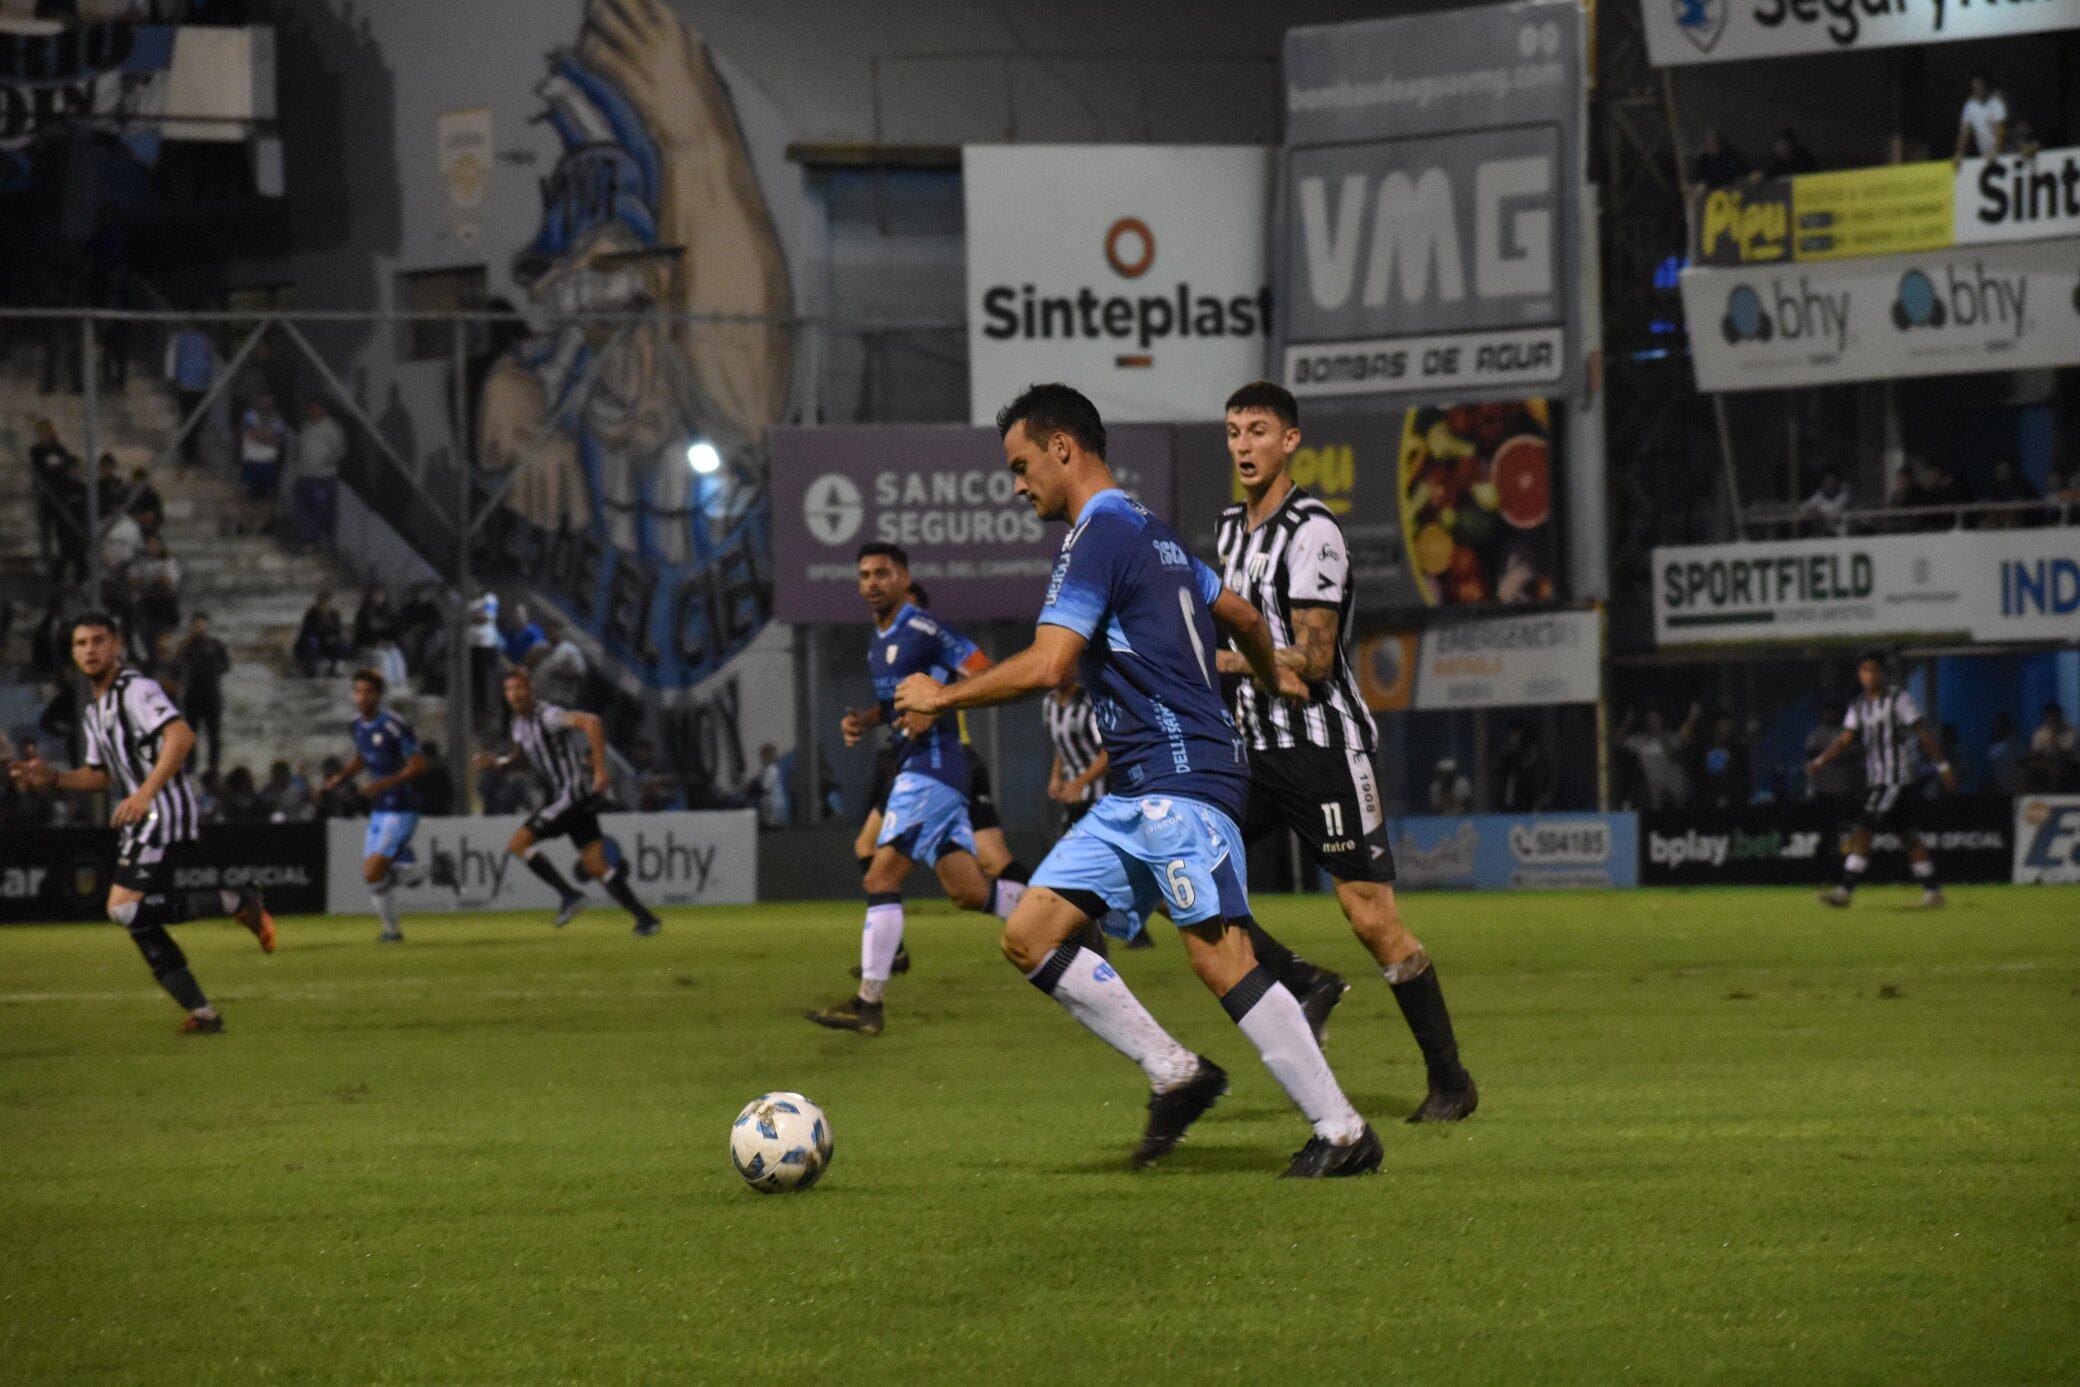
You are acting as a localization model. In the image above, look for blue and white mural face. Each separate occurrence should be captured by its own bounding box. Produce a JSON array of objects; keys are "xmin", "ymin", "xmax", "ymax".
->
[{"xmin": 476, "ymin": 0, "xmax": 791, "ymax": 702}]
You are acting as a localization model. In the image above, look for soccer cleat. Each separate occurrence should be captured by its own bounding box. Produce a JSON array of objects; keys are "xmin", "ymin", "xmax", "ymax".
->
[
  {"xmin": 1817, "ymin": 886, "xmax": 1852, "ymax": 908},
  {"xmin": 804, "ymin": 996, "xmax": 884, "ymax": 1036},
  {"xmin": 1918, "ymin": 888, "xmax": 1946, "ymax": 909},
  {"xmin": 377, "ymin": 928, "xmax": 404, "ymax": 944},
  {"xmin": 234, "ymin": 888, "xmax": 276, "ymax": 953},
  {"xmin": 1406, "ymin": 1076, "xmax": 1480, "ymax": 1124},
  {"xmin": 1293, "ymin": 970, "xmax": 1350, "ymax": 1049},
  {"xmin": 849, "ymin": 945, "xmax": 911, "ymax": 979},
  {"xmin": 1280, "ymin": 1124, "xmax": 1383, "ymax": 1179},
  {"xmin": 1126, "ymin": 929, "xmax": 1155, "ymax": 950},
  {"xmin": 1132, "ymin": 1057, "xmax": 1228, "ymax": 1169},
  {"xmin": 632, "ymin": 914, "xmax": 662, "ymax": 937},
  {"xmin": 429, "ymin": 850, "xmax": 461, "ymax": 892},
  {"xmin": 178, "ymin": 1011, "xmax": 225, "ymax": 1035},
  {"xmin": 552, "ymin": 895, "xmax": 584, "ymax": 929}
]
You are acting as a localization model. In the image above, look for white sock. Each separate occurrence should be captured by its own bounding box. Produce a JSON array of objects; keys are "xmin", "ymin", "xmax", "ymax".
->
[
  {"xmin": 371, "ymin": 879, "xmax": 402, "ymax": 934},
  {"xmin": 989, "ymin": 877, "xmax": 1026, "ymax": 919},
  {"xmin": 1227, "ymin": 972, "xmax": 1364, "ymax": 1143},
  {"xmin": 1027, "ymin": 945, "xmax": 1198, "ymax": 1090},
  {"xmin": 391, "ymin": 858, "xmax": 429, "ymax": 886},
  {"xmin": 1911, "ymin": 859, "xmax": 1935, "ymax": 880},
  {"xmin": 860, "ymin": 895, "xmax": 903, "ymax": 994}
]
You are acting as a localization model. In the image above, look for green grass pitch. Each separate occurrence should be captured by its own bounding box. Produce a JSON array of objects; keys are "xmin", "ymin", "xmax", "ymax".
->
[{"xmin": 3, "ymin": 885, "xmax": 2076, "ymax": 1384}]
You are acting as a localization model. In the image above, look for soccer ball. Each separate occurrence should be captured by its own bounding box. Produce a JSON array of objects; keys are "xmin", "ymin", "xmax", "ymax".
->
[{"xmin": 729, "ymin": 1092, "xmax": 833, "ymax": 1193}]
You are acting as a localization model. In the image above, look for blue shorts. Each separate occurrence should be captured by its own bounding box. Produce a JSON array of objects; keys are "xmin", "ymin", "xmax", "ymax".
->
[
  {"xmin": 364, "ymin": 811, "xmax": 420, "ymax": 863},
  {"xmin": 1032, "ymin": 793, "xmax": 1249, "ymax": 936},
  {"xmin": 876, "ymin": 773, "xmax": 977, "ymax": 864}
]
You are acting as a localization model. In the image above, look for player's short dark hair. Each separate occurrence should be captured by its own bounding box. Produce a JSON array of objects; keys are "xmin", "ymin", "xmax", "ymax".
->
[
  {"xmin": 352, "ymin": 667, "xmax": 384, "ymax": 693},
  {"xmin": 907, "ymin": 582, "xmax": 930, "ymax": 608},
  {"xmin": 996, "ymin": 383, "xmax": 1106, "ymax": 458},
  {"xmin": 502, "ymin": 666, "xmax": 531, "ymax": 683},
  {"xmin": 71, "ymin": 609, "xmax": 119, "ymax": 636},
  {"xmin": 1224, "ymin": 380, "xmax": 1299, "ymax": 429},
  {"xmin": 857, "ymin": 541, "xmax": 909, "ymax": 568},
  {"xmin": 1856, "ymin": 647, "xmax": 1890, "ymax": 668}
]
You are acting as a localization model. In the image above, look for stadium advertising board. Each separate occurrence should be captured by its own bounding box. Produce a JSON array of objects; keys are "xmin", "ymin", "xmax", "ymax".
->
[
  {"xmin": 322, "ymin": 812, "xmax": 757, "ymax": 915},
  {"xmin": 1276, "ymin": 3, "xmax": 1586, "ymax": 407},
  {"xmin": 2012, "ymin": 795, "xmax": 2080, "ymax": 883},
  {"xmin": 1355, "ymin": 609, "xmax": 1601, "ymax": 711},
  {"xmin": 1390, "ymin": 812, "xmax": 1640, "ymax": 890},
  {"xmin": 1653, "ymin": 529, "xmax": 2080, "ymax": 647},
  {"xmin": 1643, "ymin": 0, "xmax": 2080, "ymax": 67},
  {"xmin": 770, "ymin": 425, "xmax": 1175, "ymax": 623},
  {"xmin": 1693, "ymin": 152, "xmax": 2080, "ymax": 268},
  {"xmin": 1681, "ymin": 239, "xmax": 2080, "ymax": 391},
  {"xmin": 0, "ymin": 824, "xmax": 327, "ymax": 924},
  {"xmin": 964, "ymin": 145, "xmax": 1274, "ymax": 426},
  {"xmin": 1642, "ymin": 799, "xmax": 2013, "ymax": 886}
]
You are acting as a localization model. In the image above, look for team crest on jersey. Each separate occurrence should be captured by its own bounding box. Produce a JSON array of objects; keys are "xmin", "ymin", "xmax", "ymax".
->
[
  {"xmin": 886, "ymin": 647, "xmax": 899, "ymax": 664},
  {"xmin": 1248, "ymin": 553, "xmax": 1271, "ymax": 583}
]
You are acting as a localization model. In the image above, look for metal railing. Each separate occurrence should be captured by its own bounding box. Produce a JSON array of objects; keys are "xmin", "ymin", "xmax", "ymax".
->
[{"xmin": 1737, "ymin": 496, "xmax": 2078, "ymax": 539}]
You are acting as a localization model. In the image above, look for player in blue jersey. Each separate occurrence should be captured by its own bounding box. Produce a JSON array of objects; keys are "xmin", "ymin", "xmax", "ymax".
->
[
  {"xmin": 805, "ymin": 542, "xmax": 1031, "ymax": 1036},
  {"xmin": 320, "ymin": 669, "xmax": 458, "ymax": 942},
  {"xmin": 895, "ymin": 384, "xmax": 1381, "ymax": 1178}
]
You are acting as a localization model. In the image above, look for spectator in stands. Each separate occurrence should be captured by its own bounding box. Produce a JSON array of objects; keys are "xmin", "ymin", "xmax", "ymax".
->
[
  {"xmin": 1927, "ymin": 723, "xmax": 1967, "ymax": 797},
  {"xmin": 31, "ymin": 594, "xmax": 71, "ymax": 679},
  {"xmin": 755, "ymin": 742, "xmax": 793, "ymax": 829},
  {"xmin": 218, "ymin": 766, "xmax": 266, "ymax": 822},
  {"xmin": 314, "ymin": 756, "xmax": 362, "ymax": 819},
  {"xmin": 1806, "ymin": 702, "xmax": 1859, "ymax": 801},
  {"xmin": 1496, "ymin": 722, "xmax": 1552, "ymax": 813},
  {"xmin": 1619, "ymin": 705, "xmax": 1695, "ymax": 810},
  {"xmin": 1887, "ymin": 463, "xmax": 1932, "ymax": 531},
  {"xmin": 130, "ymin": 535, "xmax": 182, "ymax": 645},
  {"xmin": 262, "ymin": 760, "xmax": 316, "ymax": 822},
  {"xmin": 0, "ymin": 736, "xmax": 55, "ymax": 828},
  {"xmin": 2025, "ymin": 703, "xmax": 2077, "ymax": 791},
  {"xmin": 100, "ymin": 502, "xmax": 144, "ymax": 574},
  {"xmin": 144, "ymin": 631, "xmax": 185, "ymax": 707},
  {"xmin": 467, "ymin": 589, "xmax": 503, "ymax": 719},
  {"xmin": 295, "ymin": 589, "xmax": 349, "ymax": 676},
  {"xmin": 1983, "ymin": 713, "xmax": 2022, "ymax": 797},
  {"xmin": 1982, "ymin": 460, "xmax": 2041, "ymax": 528},
  {"xmin": 1691, "ymin": 129, "xmax": 1749, "ymax": 190},
  {"xmin": 1759, "ymin": 127, "xmax": 1817, "ymax": 179},
  {"xmin": 49, "ymin": 453, "xmax": 90, "ymax": 585},
  {"xmin": 417, "ymin": 741, "xmax": 457, "ymax": 816},
  {"xmin": 627, "ymin": 738, "xmax": 681, "ymax": 812},
  {"xmin": 178, "ymin": 613, "xmax": 231, "ymax": 776},
  {"xmin": 352, "ymin": 585, "xmax": 408, "ymax": 689},
  {"xmin": 1687, "ymin": 711, "xmax": 1751, "ymax": 809},
  {"xmin": 164, "ymin": 324, "xmax": 217, "ymax": 466},
  {"xmin": 1924, "ymin": 463, "xmax": 1969, "ymax": 518},
  {"xmin": 126, "ymin": 466, "xmax": 164, "ymax": 535},
  {"xmin": 95, "ymin": 453, "xmax": 124, "ymax": 519},
  {"xmin": 500, "ymin": 600, "xmax": 546, "ymax": 666},
  {"xmin": 1427, "ymin": 757, "xmax": 1474, "ymax": 816},
  {"xmin": 529, "ymin": 613, "xmax": 587, "ymax": 708},
  {"xmin": 1798, "ymin": 470, "xmax": 1852, "ymax": 535},
  {"xmin": 238, "ymin": 392, "xmax": 288, "ymax": 533},
  {"xmin": 29, "ymin": 417, "xmax": 75, "ymax": 570},
  {"xmin": 292, "ymin": 399, "xmax": 346, "ymax": 548},
  {"xmin": 1954, "ymin": 74, "xmax": 2007, "ymax": 162}
]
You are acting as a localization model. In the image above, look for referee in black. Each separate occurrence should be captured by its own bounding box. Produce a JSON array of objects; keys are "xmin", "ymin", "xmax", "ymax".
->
[{"xmin": 1211, "ymin": 381, "xmax": 1476, "ymax": 1123}]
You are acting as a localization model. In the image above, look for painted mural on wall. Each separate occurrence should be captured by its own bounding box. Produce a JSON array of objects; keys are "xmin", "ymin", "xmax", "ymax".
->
[{"xmin": 472, "ymin": 0, "xmax": 794, "ymax": 782}]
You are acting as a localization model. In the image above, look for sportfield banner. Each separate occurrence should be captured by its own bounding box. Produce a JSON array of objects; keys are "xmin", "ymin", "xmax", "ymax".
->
[
  {"xmin": 0, "ymin": 824, "xmax": 327, "ymax": 924},
  {"xmin": 1643, "ymin": 0, "xmax": 2080, "ymax": 66},
  {"xmin": 1680, "ymin": 239, "xmax": 2080, "ymax": 391},
  {"xmin": 1276, "ymin": 2, "xmax": 1587, "ymax": 407},
  {"xmin": 964, "ymin": 145, "xmax": 1273, "ymax": 425},
  {"xmin": 2012, "ymin": 795, "xmax": 2080, "ymax": 883},
  {"xmin": 323, "ymin": 812, "xmax": 757, "ymax": 916},
  {"xmin": 769, "ymin": 424, "xmax": 1175, "ymax": 623},
  {"xmin": 1390, "ymin": 812, "xmax": 1639, "ymax": 890},
  {"xmin": 1653, "ymin": 528, "xmax": 2080, "ymax": 647},
  {"xmin": 1692, "ymin": 151, "xmax": 2080, "ymax": 268},
  {"xmin": 1642, "ymin": 800, "xmax": 2013, "ymax": 886}
]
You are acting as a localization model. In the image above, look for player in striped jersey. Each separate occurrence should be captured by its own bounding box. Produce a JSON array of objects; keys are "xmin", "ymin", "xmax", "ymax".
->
[
  {"xmin": 1212, "ymin": 382, "xmax": 1477, "ymax": 1123},
  {"xmin": 473, "ymin": 668, "xmax": 661, "ymax": 935},
  {"xmin": 1808, "ymin": 651, "xmax": 1957, "ymax": 908},
  {"xmin": 7, "ymin": 612, "xmax": 274, "ymax": 1034}
]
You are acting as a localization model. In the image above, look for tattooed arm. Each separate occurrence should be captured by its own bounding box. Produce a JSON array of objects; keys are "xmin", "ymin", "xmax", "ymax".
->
[{"xmin": 1275, "ymin": 606, "xmax": 1339, "ymax": 684}]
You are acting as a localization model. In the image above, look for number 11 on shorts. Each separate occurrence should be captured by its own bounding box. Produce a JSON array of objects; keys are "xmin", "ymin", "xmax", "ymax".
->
[{"xmin": 1321, "ymin": 801, "xmax": 1344, "ymax": 837}]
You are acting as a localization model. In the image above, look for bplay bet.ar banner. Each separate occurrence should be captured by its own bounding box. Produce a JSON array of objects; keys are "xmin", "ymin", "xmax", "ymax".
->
[
  {"xmin": 1680, "ymin": 239, "xmax": 2080, "ymax": 391},
  {"xmin": 1644, "ymin": 0, "xmax": 2080, "ymax": 65},
  {"xmin": 1276, "ymin": 2, "xmax": 1587, "ymax": 407}
]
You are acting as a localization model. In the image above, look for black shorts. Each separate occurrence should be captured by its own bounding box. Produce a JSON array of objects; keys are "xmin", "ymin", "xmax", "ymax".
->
[
  {"xmin": 1855, "ymin": 784, "xmax": 1922, "ymax": 836},
  {"xmin": 867, "ymin": 746, "xmax": 898, "ymax": 816},
  {"xmin": 963, "ymin": 746, "xmax": 1001, "ymax": 833},
  {"xmin": 525, "ymin": 795, "xmax": 606, "ymax": 849},
  {"xmin": 113, "ymin": 833, "xmax": 190, "ymax": 895},
  {"xmin": 1243, "ymin": 745, "xmax": 1396, "ymax": 884}
]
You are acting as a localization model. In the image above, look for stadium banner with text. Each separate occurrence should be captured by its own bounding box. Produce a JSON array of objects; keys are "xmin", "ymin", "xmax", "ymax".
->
[
  {"xmin": 770, "ymin": 424, "xmax": 1175, "ymax": 623},
  {"xmin": 1692, "ymin": 151, "xmax": 2080, "ymax": 268},
  {"xmin": 1680, "ymin": 239, "xmax": 2080, "ymax": 392},
  {"xmin": 1276, "ymin": 2, "xmax": 1587, "ymax": 408},
  {"xmin": 1653, "ymin": 529, "xmax": 2080, "ymax": 647},
  {"xmin": 964, "ymin": 145, "xmax": 1273, "ymax": 426},
  {"xmin": 2012, "ymin": 795, "xmax": 2080, "ymax": 883},
  {"xmin": 0, "ymin": 824, "xmax": 328, "ymax": 924},
  {"xmin": 1643, "ymin": 0, "xmax": 2080, "ymax": 67},
  {"xmin": 1642, "ymin": 799, "xmax": 2014, "ymax": 886},
  {"xmin": 1390, "ymin": 812, "xmax": 1640, "ymax": 891},
  {"xmin": 322, "ymin": 812, "xmax": 757, "ymax": 916},
  {"xmin": 1411, "ymin": 609, "xmax": 1602, "ymax": 709}
]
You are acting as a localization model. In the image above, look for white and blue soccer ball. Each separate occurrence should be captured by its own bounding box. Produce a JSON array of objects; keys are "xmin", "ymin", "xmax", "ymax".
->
[{"xmin": 729, "ymin": 1092, "xmax": 833, "ymax": 1193}]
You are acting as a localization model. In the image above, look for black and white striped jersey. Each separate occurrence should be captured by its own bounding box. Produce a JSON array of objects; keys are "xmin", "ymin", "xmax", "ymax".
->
[
  {"xmin": 83, "ymin": 668, "xmax": 200, "ymax": 847},
  {"xmin": 1844, "ymin": 687, "xmax": 1923, "ymax": 789},
  {"xmin": 1215, "ymin": 486, "xmax": 1374, "ymax": 754},
  {"xmin": 1043, "ymin": 686, "xmax": 1106, "ymax": 801},
  {"xmin": 510, "ymin": 701, "xmax": 595, "ymax": 807}
]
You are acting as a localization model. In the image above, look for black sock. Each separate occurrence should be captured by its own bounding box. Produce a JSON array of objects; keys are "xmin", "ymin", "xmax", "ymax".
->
[
  {"xmin": 1390, "ymin": 963, "xmax": 1470, "ymax": 1093},
  {"xmin": 1075, "ymin": 917, "xmax": 1110, "ymax": 960},
  {"xmin": 523, "ymin": 851, "xmax": 579, "ymax": 900},
  {"xmin": 128, "ymin": 924, "xmax": 208, "ymax": 1010},
  {"xmin": 157, "ymin": 966, "xmax": 211, "ymax": 1012},
  {"xmin": 600, "ymin": 865, "xmax": 653, "ymax": 921},
  {"xmin": 1240, "ymin": 916, "xmax": 1317, "ymax": 993},
  {"xmin": 998, "ymin": 858, "xmax": 1031, "ymax": 885}
]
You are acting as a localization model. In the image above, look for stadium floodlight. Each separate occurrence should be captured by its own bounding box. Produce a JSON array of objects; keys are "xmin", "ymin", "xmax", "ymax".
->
[{"xmin": 686, "ymin": 440, "xmax": 722, "ymax": 475}]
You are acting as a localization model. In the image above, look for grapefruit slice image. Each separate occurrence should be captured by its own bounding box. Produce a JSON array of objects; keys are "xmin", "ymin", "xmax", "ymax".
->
[{"xmin": 1493, "ymin": 435, "xmax": 1550, "ymax": 530}]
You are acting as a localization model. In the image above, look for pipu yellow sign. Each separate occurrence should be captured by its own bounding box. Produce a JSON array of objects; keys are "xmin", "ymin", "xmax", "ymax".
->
[{"xmin": 1693, "ymin": 162, "xmax": 1953, "ymax": 266}]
